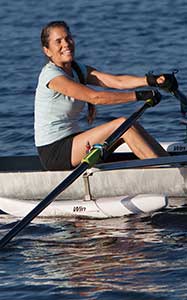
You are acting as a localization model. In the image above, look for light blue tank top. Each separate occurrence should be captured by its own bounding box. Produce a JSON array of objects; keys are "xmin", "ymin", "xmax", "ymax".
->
[{"xmin": 34, "ymin": 61, "xmax": 87, "ymax": 147}]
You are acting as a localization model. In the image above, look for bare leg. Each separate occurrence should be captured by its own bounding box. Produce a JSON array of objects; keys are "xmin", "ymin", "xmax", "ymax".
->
[
  {"xmin": 71, "ymin": 117, "xmax": 168, "ymax": 167},
  {"xmin": 122, "ymin": 121, "xmax": 168, "ymax": 159}
]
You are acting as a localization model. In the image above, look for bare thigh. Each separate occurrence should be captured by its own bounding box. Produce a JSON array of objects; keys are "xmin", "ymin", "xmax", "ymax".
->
[{"xmin": 71, "ymin": 117, "xmax": 168, "ymax": 167}]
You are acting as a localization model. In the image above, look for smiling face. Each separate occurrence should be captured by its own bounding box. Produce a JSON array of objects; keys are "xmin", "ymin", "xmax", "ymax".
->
[{"xmin": 43, "ymin": 26, "xmax": 75, "ymax": 68}]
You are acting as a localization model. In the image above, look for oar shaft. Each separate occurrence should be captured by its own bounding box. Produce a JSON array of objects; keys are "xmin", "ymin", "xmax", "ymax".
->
[
  {"xmin": 173, "ymin": 89, "xmax": 187, "ymax": 106},
  {"xmin": 105, "ymin": 102, "xmax": 149, "ymax": 147}
]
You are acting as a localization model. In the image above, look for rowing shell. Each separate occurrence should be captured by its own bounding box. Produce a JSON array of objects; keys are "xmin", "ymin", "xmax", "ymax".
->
[
  {"xmin": 0, "ymin": 152, "xmax": 187, "ymax": 200},
  {"xmin": 0, "ymin": 194, "xmax": 167, "ymax": 219},
  {"xmin": 0, "ymin": 141, "xmax": 186, "ymax": 218}
]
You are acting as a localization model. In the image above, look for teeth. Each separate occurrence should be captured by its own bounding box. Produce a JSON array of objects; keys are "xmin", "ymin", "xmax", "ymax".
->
[{"xmin": 63, "ymin": 50, "xmax": 71, "ymax": 54}]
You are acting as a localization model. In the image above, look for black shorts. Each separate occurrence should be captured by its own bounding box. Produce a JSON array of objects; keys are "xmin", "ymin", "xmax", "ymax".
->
[{"xmin": 37, "ymin": 133, "xmax": 79, "ymax": 171}]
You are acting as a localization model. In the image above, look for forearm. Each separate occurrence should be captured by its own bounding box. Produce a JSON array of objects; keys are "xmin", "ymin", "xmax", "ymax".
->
[
  {"xmin": 87, "ymin": 89, "xmax": 161, "ymax": 106},
  {"xmin": 88, "ymin": 90, "xmax": 137, "ymax": 105},
  {"xmin": 87, "ymin": 68, "xmax": 148, "ymax": 90},
  {"xmin": 112, "ymin": 75, "xmax": 148, "ymax": 89}
]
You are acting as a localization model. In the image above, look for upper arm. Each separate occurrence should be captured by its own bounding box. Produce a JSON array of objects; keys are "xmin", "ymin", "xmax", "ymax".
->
[{"xmin": 48, "ymin": 74, "xmax": 96, "ymax": 102}]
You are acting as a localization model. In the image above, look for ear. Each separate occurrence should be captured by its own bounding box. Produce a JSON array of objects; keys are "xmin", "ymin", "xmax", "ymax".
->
[{"xmin": 43, "ymin": 46, "xmax": 52, "ymax": 58}]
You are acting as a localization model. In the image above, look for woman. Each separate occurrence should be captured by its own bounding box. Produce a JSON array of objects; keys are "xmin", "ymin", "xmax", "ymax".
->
[{"xmin": 35, "ymin": 21, "xmax": 173, "ymax": 171}]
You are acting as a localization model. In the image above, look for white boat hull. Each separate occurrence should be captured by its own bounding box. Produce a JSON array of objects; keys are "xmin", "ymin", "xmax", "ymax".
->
[
  {"xmin": 0, "ymin": 141, "xmax": 187, "ymax": 218},
  {"xmin": 0, "ymin": 194, "xmax": 167, "ymax": 219},
  {"xmin": 0, "ymin": 163, "xmax": 186, "ymax": 200}
]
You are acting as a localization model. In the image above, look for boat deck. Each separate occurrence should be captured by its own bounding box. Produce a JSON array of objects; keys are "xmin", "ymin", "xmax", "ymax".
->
[{"xmin": 0, "ymin": 153, "xmax": 137, "ymax": 172}]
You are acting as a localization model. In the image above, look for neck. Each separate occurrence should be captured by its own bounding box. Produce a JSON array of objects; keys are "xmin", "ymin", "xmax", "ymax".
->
[{"xmin": 52, "ymin": 61, "xmax": 73, "ymax": 76}]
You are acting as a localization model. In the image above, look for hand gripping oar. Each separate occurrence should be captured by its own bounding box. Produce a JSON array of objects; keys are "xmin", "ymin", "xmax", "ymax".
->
[
  {"xmin": 146, "ymin": 71, "xmax": 187, "ymax": 114},
  {"xmin": 0, "ymin": 99, "xmax": 154, "ymax": 248}
]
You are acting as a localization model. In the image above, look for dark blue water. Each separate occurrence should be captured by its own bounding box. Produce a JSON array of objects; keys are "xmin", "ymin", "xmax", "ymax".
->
[{"xmin": 0, "ymin": 0, "xmax": 187, "ymax": 299}]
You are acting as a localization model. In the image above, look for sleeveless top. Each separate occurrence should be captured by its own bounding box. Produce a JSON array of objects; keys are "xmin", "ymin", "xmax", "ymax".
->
[{"xmin": 34, "ymin": 61, "xmax": 87, "ymax": 147}]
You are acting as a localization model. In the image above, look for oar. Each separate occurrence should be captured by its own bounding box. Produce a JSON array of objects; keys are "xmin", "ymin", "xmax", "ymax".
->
[
  {"xmin": 96, "ymin": 154, "xmax": 187, "ymax": 171},
  {"xmin": 173, "ymin": 89, "xmax": 187, "ymax": 106},
  {"xmin": 172, "ymin": 89, "xmax": 187, "ymax": 115},
  {"xmin": 171, "ymin": 89, "xmax": 187, "ymax": 115},
  {"xmin": 0, "ymin": 100, "xmax": 153, "ymax": 248}
]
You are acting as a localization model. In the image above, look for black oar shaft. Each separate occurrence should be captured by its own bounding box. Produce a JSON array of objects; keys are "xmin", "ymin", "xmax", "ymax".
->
[
  {"xmin": 105, "ymin": 102, "xmax": 149, "ymax": 147},
  {"xmin": 173, "ymin": 89, "xmax": 187, "ymax": 106}
]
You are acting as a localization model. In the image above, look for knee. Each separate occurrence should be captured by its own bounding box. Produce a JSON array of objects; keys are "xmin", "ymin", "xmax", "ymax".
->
[
  {"xmin": 117, "ymin": 116, "xmax": 126, "ymax": 125},
  {"xmin": 116, "ymin": 117, "xmax": 140, "ymax": 131}
]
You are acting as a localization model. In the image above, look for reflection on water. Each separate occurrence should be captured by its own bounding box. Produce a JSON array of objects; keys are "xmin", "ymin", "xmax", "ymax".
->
[{"xmin": 1, "ymin": 213, "xmax": 187, "ymax": 299}]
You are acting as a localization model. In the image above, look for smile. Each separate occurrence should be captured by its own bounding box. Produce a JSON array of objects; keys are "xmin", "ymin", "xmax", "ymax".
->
[{"xmin": 61, "ymin": 49, "xmax": 73, "ymax": 55}]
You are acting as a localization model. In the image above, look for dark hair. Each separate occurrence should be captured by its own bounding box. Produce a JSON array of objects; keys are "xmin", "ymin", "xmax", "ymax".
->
[{"xmin": 41, "ymin": 21, "xmax": 70, "ymax": 48}]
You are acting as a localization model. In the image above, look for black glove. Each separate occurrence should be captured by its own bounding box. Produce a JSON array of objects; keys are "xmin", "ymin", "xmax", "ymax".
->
[
  {"xmin": 136, "ymin": 90, "xmax": 161, "ymax": 107},
  {"xmin": 146, "ymin": 72, "xmax": 178, "ymax": 93}
]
